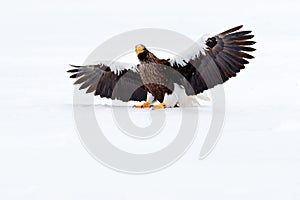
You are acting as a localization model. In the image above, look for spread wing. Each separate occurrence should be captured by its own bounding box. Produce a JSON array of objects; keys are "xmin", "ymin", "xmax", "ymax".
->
[
  {"xmin": 170, "ymin": 25, "xmax": 256, "ymax": 95},
  {"xmin": 67, "ymin": 63, "xmax": 147, "ymax": 101}
]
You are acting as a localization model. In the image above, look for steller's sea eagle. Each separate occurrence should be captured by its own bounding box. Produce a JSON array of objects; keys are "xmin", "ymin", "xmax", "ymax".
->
[{"xmin": 68, "ymin": 25, "xmax": 255, "ymax": 109}]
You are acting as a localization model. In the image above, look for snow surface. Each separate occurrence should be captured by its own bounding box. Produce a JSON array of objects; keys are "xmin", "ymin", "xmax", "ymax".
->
[{"xmin": 1, "ymin": 0, "xmax": 300, "ymax": 199}]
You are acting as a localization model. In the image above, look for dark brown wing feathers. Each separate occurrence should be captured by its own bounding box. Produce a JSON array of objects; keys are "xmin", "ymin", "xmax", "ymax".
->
[
  {"xmin": 172, "ymin": 25, "xmax": 255, "ymax": 95},
  {"xmin": 67, "ymin": 64, "xmax": 147, "ymax": 101}
]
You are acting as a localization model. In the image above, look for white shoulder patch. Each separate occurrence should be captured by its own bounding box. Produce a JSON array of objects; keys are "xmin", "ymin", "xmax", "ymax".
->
[
  {"xmin": 169, "ymin": 33, "xmax": 211, "ymax": 66},
  {"xmin": 86, "ymin": 60, "xmax": 138, "ymax": 75}
]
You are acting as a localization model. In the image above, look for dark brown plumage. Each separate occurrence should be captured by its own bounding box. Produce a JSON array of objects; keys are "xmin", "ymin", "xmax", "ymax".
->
[
  {"xmin": 137, "ymin": 47, "xmax": 173, "ymax": 102},
  {"xmin": 68, "ymin": 64, "xmax": 147, "ymax": 101},
  {"xmin": 67, "ymin": 25, "xmax": 256, "ymax": 106}
]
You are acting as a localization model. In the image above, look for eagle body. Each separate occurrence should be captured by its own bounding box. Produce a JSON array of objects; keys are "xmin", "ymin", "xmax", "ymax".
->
[
  {"xmin": 138, "ymin": 51, "xmax": 173, "ymax": 102},
  {"xmin": 68, "ymin": 25, "xmax": 256, "ymax": 108}
]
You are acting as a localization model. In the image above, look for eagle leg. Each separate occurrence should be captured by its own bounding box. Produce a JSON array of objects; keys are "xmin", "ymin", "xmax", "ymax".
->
[
  {"xmin": 152, "ymin": 102, "xmax": 166, "ymax": 110},
  {"xmin": 134, "ymin": 102, "xmax": 151, "ymax": 108}
]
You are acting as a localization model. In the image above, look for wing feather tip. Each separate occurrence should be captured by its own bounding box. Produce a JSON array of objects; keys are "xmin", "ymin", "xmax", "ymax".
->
[
  {"xmin": 219, "ymin": 25, "xmax": 244, "ymax": 36},
  {"xmin": 67, "ymin": 69, "xmax": 78, "ymax": 73},
  {"xmin": 69, "ymin": 64, "xmax": 81, "ymax": 68},
  {"xmin": 69, "ymin": 74, "xmax": 78, "ymax": 78}
]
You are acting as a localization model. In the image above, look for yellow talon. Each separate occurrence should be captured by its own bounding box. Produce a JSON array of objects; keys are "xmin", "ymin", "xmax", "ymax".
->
[
  {"xmin": 152, "ymin": 102, "xmax": 166, "ymax": 110},
  {"xmin": 134, "ymin": 102, "xmax": 151, "ymax": 108}
]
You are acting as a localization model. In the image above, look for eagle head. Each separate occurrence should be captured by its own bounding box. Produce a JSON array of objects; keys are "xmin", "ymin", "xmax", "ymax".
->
[
  {"xmin": 135, "ymin": 44, "xmax": 160, "ymax": 63},
  {"xmin": 135, "ymin": 44, "xmax": 153, "ymax": 62},
  {"xmin": 135, "ymin": 44, "xmax": 147, "ymax": 55}
]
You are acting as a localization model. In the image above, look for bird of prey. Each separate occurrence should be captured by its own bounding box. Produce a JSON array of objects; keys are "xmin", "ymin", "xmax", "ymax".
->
[{"xmin": 68, "ymin": 25, "xmax": 255, "ymax": 109}]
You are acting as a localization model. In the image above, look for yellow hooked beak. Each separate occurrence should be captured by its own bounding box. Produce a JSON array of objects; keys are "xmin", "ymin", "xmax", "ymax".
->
[{"xmin": 135, "ymin": 45, "xmax": 145, "ymax": 55}]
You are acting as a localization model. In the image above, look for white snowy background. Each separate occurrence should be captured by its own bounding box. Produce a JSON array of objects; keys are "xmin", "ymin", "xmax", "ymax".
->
[{"xmin": 1, "ymin": 0, "xmax": 300, "ymax": 199}]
